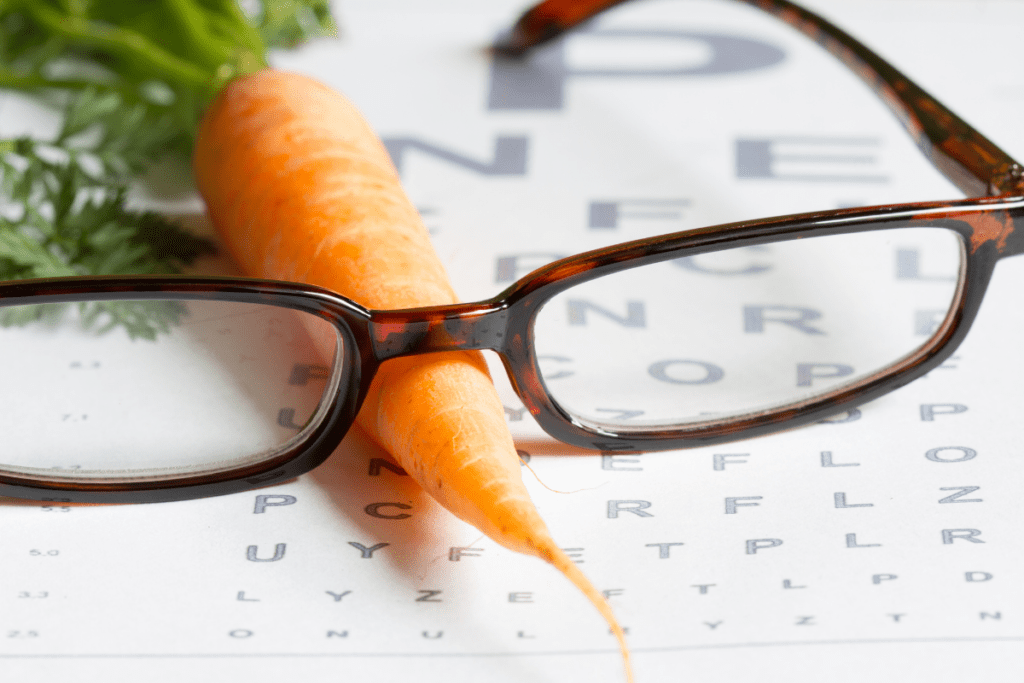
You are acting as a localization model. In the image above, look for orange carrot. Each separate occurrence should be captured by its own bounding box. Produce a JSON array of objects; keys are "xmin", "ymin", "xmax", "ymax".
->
[{"xmin": 193, "ymin": 69, "xmax": 632, "ymax": 680}]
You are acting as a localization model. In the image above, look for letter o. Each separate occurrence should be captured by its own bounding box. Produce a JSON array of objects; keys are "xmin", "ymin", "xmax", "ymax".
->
[
  {"xmin": 364, "ymin": 502, "xmax": 413, "ymax": 519},
  {"xmin": 649, "ymin": 359, "xmax": 724, "ymax": 385},
  {"xmin": 229, "ymin": 630, "xmax": 254, "ymax": 639},
  {"xmin": 925, "ymin": 446, "xmax": 977, "ymax": 463}
]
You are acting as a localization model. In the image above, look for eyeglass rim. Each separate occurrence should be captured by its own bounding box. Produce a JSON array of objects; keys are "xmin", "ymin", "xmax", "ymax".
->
[
  {"xmin": 505, "ymin": 196, "xmax": 1022, "ymax": 451},
  {"xmin": 0, "ymin": 278, "xmax": 373, "ymax": 503}
]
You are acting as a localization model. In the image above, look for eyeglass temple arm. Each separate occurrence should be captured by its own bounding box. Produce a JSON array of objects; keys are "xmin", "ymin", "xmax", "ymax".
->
[{"xmin": 495, "ymin": 0, "xmax": 1024, "ymax": 198}]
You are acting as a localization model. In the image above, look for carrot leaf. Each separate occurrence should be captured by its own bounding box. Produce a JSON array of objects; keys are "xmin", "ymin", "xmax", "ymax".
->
[
  {"xmin": 0, "ymin": 0, "xmax": 336, "ymax": 336},
  {"xmin": 254, "ymin": 0, "xmax": 338, "ymax": 49}
]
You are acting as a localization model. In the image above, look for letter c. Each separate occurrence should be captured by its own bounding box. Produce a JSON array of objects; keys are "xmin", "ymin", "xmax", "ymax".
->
[{"xmin": 364, "ymin": 502, "xmax": 412, "ymax": 519}]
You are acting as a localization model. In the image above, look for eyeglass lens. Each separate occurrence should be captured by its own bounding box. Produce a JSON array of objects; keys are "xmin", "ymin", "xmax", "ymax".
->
[
  {"xmin": 532, "ymin": 226, "xmax": 962, "ymax": 430},
  {"xmin": 0, "ymin": 298, "xmax": 340, "ymax": 481}
]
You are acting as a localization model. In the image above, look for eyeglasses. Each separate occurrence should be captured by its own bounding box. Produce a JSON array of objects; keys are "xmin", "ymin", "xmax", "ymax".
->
[{"xmin": 0, "ymin": 0, "xmax": 1021, "ymax": 504}]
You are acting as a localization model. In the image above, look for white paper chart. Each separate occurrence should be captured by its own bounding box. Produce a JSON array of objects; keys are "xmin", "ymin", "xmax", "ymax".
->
[{"xmin": 2, "ymin": 1, "xmax": 1024, "ymax": 682}]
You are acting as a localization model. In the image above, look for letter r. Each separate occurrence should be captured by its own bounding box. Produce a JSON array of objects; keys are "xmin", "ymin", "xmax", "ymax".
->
[{"xmin": 607, "ymin": 500, "xmax": 654, "ymax": 518}]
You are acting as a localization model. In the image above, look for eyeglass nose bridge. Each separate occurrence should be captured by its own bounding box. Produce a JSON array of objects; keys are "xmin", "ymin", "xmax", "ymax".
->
[{"xmin": 369, "ymin": 303, "xmax": 511, "ymax": 361}]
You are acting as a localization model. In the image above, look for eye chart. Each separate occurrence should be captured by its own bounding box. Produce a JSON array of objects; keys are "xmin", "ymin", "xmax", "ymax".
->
[{"xmin": 2, "ymin": 1, "xmax": 1023, "ymax": 682}]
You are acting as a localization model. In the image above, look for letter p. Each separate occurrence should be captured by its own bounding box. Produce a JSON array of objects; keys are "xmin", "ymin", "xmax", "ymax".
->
[
  {"xmin": 254, "ymin": 494, "xmax": 297, "ymax": 514},
  {"xmin": 745, "ymin": 538, "xmax": 783, "ymax": 554}
]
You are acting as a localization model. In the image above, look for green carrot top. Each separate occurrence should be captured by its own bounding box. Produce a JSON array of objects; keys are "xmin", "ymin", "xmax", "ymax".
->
[{"xmin": 0, "ymin": 0, "xmax": 335, "ymax": 290}]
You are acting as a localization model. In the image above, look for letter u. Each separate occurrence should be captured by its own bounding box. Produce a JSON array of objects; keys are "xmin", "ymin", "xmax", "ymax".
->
[{"xmin": 246, "ymin": 543, "xmax": 286, "ymax": 562}]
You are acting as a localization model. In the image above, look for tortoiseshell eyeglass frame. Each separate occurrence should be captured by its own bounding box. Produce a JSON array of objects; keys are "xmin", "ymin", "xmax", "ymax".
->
[{"xmin": 1, "ymin": 0, "xmax": 1022, "ymax": 504}]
